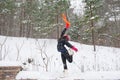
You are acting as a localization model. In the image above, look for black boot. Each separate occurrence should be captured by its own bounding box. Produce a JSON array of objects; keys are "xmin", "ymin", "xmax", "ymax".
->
[{"xmin": 63, "ymin": 64, "xmax": 67, "ymax": 70}]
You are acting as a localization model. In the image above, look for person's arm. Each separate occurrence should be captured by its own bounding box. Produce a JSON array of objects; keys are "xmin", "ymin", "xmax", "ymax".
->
[
  {"xmin": 65, "ymin": 41, "xmax": 78, "ymax": 52},
  {"xmin": 60, "ymin": 14, "xmax": 70, "ymax": 38},
  {"xmin": 65, "ymin": 40, "xmax": 73, "ymax": 48},
  {"xmin": 60, "ymin": 28, "xmax": 67, "ymax": 38}
]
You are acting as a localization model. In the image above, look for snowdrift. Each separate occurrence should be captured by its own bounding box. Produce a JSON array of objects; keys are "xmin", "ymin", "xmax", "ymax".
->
[{"xmin": 0, "ymin": 35, "xmax": 120, "ymax": 79}]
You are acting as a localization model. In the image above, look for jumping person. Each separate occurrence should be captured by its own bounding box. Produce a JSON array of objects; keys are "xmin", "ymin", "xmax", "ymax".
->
[{"xmin": 57, "ymin": 24, "xmax": 78, "ymax": 71}]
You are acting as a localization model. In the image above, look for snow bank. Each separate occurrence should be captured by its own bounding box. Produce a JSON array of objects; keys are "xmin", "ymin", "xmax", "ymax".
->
[{"xmin": 0, "ymin": 35, "xmax": 120, "ymax": 79}]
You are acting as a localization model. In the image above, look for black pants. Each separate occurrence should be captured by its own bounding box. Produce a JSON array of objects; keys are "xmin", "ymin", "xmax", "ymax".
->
[{"xmin": 61, "ymin": 52, "xmax": 73, "ymax": 69}]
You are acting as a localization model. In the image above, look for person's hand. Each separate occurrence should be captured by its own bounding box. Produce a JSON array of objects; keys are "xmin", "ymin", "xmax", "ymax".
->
[
  {"xmin": 66, "ymin": 23, "xmax": 70, "ymax": 29},
  {"xmin": 71, "ymin": 46, "xmax": 78, "ymax": 52}
]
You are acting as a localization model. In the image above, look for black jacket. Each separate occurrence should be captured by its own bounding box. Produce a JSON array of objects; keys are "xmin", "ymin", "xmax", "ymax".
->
[{"xmin": 57, "ymin": 28, "xmax": 73, "ymax": 53}]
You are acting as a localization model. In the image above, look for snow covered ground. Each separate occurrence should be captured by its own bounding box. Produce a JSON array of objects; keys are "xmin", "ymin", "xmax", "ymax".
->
[
  {"xmin": 0, "ymin": 35, "xmax": 120, "ymax": 80},
  {"xmin": 16, "ymin": 71, "xmax": 120, "ymax": 80}
]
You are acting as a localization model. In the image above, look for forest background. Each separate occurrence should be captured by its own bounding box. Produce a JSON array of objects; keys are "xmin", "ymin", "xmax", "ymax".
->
[{"xmin": 0, "ymin": 0, "xmax": 120, "ymax": 48}]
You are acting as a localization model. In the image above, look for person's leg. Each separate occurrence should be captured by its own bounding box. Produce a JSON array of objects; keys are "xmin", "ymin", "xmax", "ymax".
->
[
  {"xmin": 61, "ymin": 53, "xmax": 67, "ymax": 69},
  {"xmin": 65, "ymin": 52, "xmax": 73, "ymax": 63}
]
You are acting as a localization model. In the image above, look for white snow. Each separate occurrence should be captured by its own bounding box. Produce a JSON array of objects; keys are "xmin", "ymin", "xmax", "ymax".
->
[
  {"xmin": 0, "ymin": 35, "xmax": 120, "ymax": 80},
  {"xmin": 109, "ymin": 14, "xmax": 120, "ymax": 21},
  {"xmin": 16, "ymin": 71, "xmax": 120, "ymax": 80},
  {"xmin": 70, "ymin": 0, "xmax": 85, "ymax": 16}
]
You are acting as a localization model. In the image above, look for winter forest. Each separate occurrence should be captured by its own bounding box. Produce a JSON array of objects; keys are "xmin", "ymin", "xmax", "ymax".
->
[
  {"xmin": 0, "ymin": 0, "xmax": 120, "ymax": 80},
  {"xmin": 0, "ymin": 0, "xmax": 120, "ymax": 47}
]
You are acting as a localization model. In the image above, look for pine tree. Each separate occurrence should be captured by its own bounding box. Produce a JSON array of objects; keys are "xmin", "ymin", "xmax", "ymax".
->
[
  {"xmin": 0, "ymin": 0, "xmax": 15, "ymax": 36},
  {"xmin": 33, "ymin": 0, "xmax": 70, "ymax": 38},
  {"xmin": 83, "ymin": 0, "xmax": 102, "ymax": 51}
]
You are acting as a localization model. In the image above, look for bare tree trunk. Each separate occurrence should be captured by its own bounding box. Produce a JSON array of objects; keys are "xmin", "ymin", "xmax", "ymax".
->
[
  {"xmin": 0, "ymin": 37, "xmax": 7, "ymax": 60},
  {"xmin": 19, "ymin": 4, "xmax": 25, "ymax": 37},
  {"xmin": 57, "ymin": 14, "xmax": 59, "ymax": 40},
  {"xmin": 90, "ymin": 4, "xmax": 96, "ymax": 51},
  {"xmin": 0, "ymin": 14, "xmax": 4, "ymax": 35}
]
